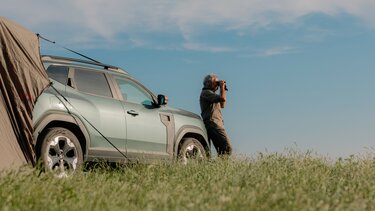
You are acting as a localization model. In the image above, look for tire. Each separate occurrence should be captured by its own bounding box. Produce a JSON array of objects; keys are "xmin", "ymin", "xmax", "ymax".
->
[
  {"xmin": 178, "ymin": 138, "xmax": 206, "ymax": 164},
  {"xmin": 40, "ymin": 127, "xmax": 83, "ymax": 177}
]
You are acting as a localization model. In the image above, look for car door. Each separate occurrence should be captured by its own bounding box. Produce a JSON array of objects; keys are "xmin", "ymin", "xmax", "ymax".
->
[
  {"xmin": 113, "ymin": 76, "xmax": 170, "ymax": 160},
  {"xmin": 66, "ymin": 67, "xmax": 127, "ymax": 159}
]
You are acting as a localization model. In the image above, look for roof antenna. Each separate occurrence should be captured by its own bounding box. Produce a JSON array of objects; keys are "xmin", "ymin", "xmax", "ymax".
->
[{"xmin": 37, "ymin": 33, "xmax": 102, "ymax": 64}]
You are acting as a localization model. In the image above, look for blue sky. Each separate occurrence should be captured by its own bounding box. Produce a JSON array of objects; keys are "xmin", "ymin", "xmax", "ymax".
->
[{"xmin": 2, "ymin": 1, "xmax": 375, "ymax": 158}]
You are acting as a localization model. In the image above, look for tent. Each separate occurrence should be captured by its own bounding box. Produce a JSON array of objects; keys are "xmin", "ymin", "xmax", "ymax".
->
[{"xmin": 0, "ymin": 17, "xmax": 49, "ymax": 171}]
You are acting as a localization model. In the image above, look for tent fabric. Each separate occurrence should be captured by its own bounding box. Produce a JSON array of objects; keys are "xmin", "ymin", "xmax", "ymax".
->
[
  {"xmin": 0, "ymin": 96, "xmax": 27, "ymax": 170},
  {"xmin": 0, "ymin": 17, "xmax": 49, "ymax": 171}
]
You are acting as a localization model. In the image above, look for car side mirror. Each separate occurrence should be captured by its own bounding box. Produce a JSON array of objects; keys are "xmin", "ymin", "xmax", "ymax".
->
[{"xmin": 157, "ymin": 94, "xmax": 168, "ymax": 106}]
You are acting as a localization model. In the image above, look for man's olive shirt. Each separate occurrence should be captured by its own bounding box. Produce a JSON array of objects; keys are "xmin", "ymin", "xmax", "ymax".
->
[{"xmin": 200, "ymin": 89, "xmax": 224, "ymax": 129}]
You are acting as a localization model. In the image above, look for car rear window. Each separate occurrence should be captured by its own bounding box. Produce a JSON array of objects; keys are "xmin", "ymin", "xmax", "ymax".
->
[
  {"xmin": 74, "ymin": 68, "xmax": 113, "ymax": 98},
  {"xmin": 46, "ymin": 65, "xmax": 69, "ymax": 85}
]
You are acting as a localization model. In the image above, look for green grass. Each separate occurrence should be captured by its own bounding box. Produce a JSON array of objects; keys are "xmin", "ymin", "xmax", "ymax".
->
[{"xmin": 1, "ymin": 150, "xmax": 375, "ymax": 210}]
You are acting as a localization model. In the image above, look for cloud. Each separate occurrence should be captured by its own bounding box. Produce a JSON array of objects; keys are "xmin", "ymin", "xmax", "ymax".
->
[
  {"xmin": 1, "ymin": 0, "xmax": 375, "ymax": 49},
  {"xmin": 257, "ymin": 46, "xmax": 299, "ymax": 57},
  {"xmin": 183, "ymin": 42, "xmax": 235, "ymax": 53},
  {"xmin": 239, "ymin": 46, "xmax": 299, "ymax": 58}
]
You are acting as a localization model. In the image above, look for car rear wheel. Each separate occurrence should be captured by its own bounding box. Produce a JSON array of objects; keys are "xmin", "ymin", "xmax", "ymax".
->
[
  {"xmin": 178, "ymin": 138, "xmax": 206, "ymax": 164},
  {"xmin": 40, "ymin": 127, "xmax": 83, "ymax": 177}
]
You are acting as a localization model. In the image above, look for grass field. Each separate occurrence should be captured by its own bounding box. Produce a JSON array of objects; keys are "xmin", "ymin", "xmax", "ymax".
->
[{"xmin": 1, "ymin": 150, "xmax": 375, "ymax": 210}]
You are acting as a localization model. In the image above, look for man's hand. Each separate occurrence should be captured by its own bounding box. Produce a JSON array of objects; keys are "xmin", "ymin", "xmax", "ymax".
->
[
  {"xmin": 219, "ymin": 80, "xmax": 226, "ymax": 108},
  {"xmin": 219, "ymin": 80, "xmax": 226, "ymax": 90}
]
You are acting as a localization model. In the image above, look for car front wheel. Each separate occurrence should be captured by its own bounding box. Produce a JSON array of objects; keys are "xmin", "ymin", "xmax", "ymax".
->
[
  {"xmin": 178, "ymin": 138, "xmax": 206, "ymax": 164},
  {"xmin": 40, "ymin": 127, "xmax": 83, "ymax": 177}
]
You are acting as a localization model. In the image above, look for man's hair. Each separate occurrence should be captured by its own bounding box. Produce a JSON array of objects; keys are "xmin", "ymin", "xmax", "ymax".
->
[{"xmin": 203, "ymin": 73, "xmax": 218, "ymax": 88}]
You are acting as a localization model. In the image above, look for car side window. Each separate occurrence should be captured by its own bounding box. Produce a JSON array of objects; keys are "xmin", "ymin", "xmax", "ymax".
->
[
  {"xmin": 115, "ymin": 77, "xmax": 153, "ymax": 106},
  {"xmin": 46, "ymin": 65, "xmax": 69, "ymax": 85},
  {"xmin": 74, "ymin": 68, "xmax": 113, "ymax": 98}
]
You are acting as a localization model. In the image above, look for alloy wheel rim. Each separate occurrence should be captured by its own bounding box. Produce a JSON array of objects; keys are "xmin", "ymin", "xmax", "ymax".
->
[
  {"xmin": 46, "ymin": 136, "xmax": 78, "ymax": 177},
  {"xmin": 182, "ymin": 143, "xmax": 204, "ymax": 164}
]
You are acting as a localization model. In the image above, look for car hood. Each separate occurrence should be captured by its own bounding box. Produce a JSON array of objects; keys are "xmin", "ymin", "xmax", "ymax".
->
[{"xmin": 166, "ymin": 107, "xmax": 201, "ymax": 119}]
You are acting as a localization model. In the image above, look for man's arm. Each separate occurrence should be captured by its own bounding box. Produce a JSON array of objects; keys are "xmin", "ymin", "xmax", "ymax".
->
[{"xmin": 220, "ymin": 81, "xmax": 226, "ymax": 108}]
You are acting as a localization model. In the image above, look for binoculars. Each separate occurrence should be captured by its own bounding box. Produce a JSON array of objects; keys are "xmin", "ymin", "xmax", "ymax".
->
[{"xmin": 216, "ymin": 80, "xmax": 228, "ymax": 91}]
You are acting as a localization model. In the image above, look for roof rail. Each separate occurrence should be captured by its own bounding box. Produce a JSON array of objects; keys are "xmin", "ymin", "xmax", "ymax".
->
[{"xmin": 41, "ymin": 55, "xmax": 120, "ymax": 70}]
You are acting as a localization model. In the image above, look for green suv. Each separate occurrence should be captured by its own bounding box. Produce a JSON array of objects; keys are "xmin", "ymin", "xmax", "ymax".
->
[{"xmin": 33, "ymin": 55, "xmax": 209, "ymax": 175}]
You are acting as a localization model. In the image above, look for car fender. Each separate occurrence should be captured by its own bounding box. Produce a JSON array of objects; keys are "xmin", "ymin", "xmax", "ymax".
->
[
  {"xmin": 174, "ymin": 125, "xmax": 209, "ymax": 155},
  {"xmin": 33, "ymin": 111, "xmax": 90, "ymax": 157}
]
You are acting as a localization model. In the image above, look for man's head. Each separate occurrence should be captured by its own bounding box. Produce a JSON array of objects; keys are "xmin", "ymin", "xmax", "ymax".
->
[{"xmin": 203, "ymin": 73, "xmax": 219, "ymax": 91}]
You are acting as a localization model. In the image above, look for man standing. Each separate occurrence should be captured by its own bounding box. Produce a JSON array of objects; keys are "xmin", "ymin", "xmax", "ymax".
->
[{"xmin": 200, "ymin": 73, "xmax": 232, "ymax": 156}]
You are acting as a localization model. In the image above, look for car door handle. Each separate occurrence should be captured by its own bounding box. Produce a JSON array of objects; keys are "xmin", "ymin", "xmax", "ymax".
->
[{"xmin": 127, "ymin": 110, "xmax": 139, "ymax": 116}]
